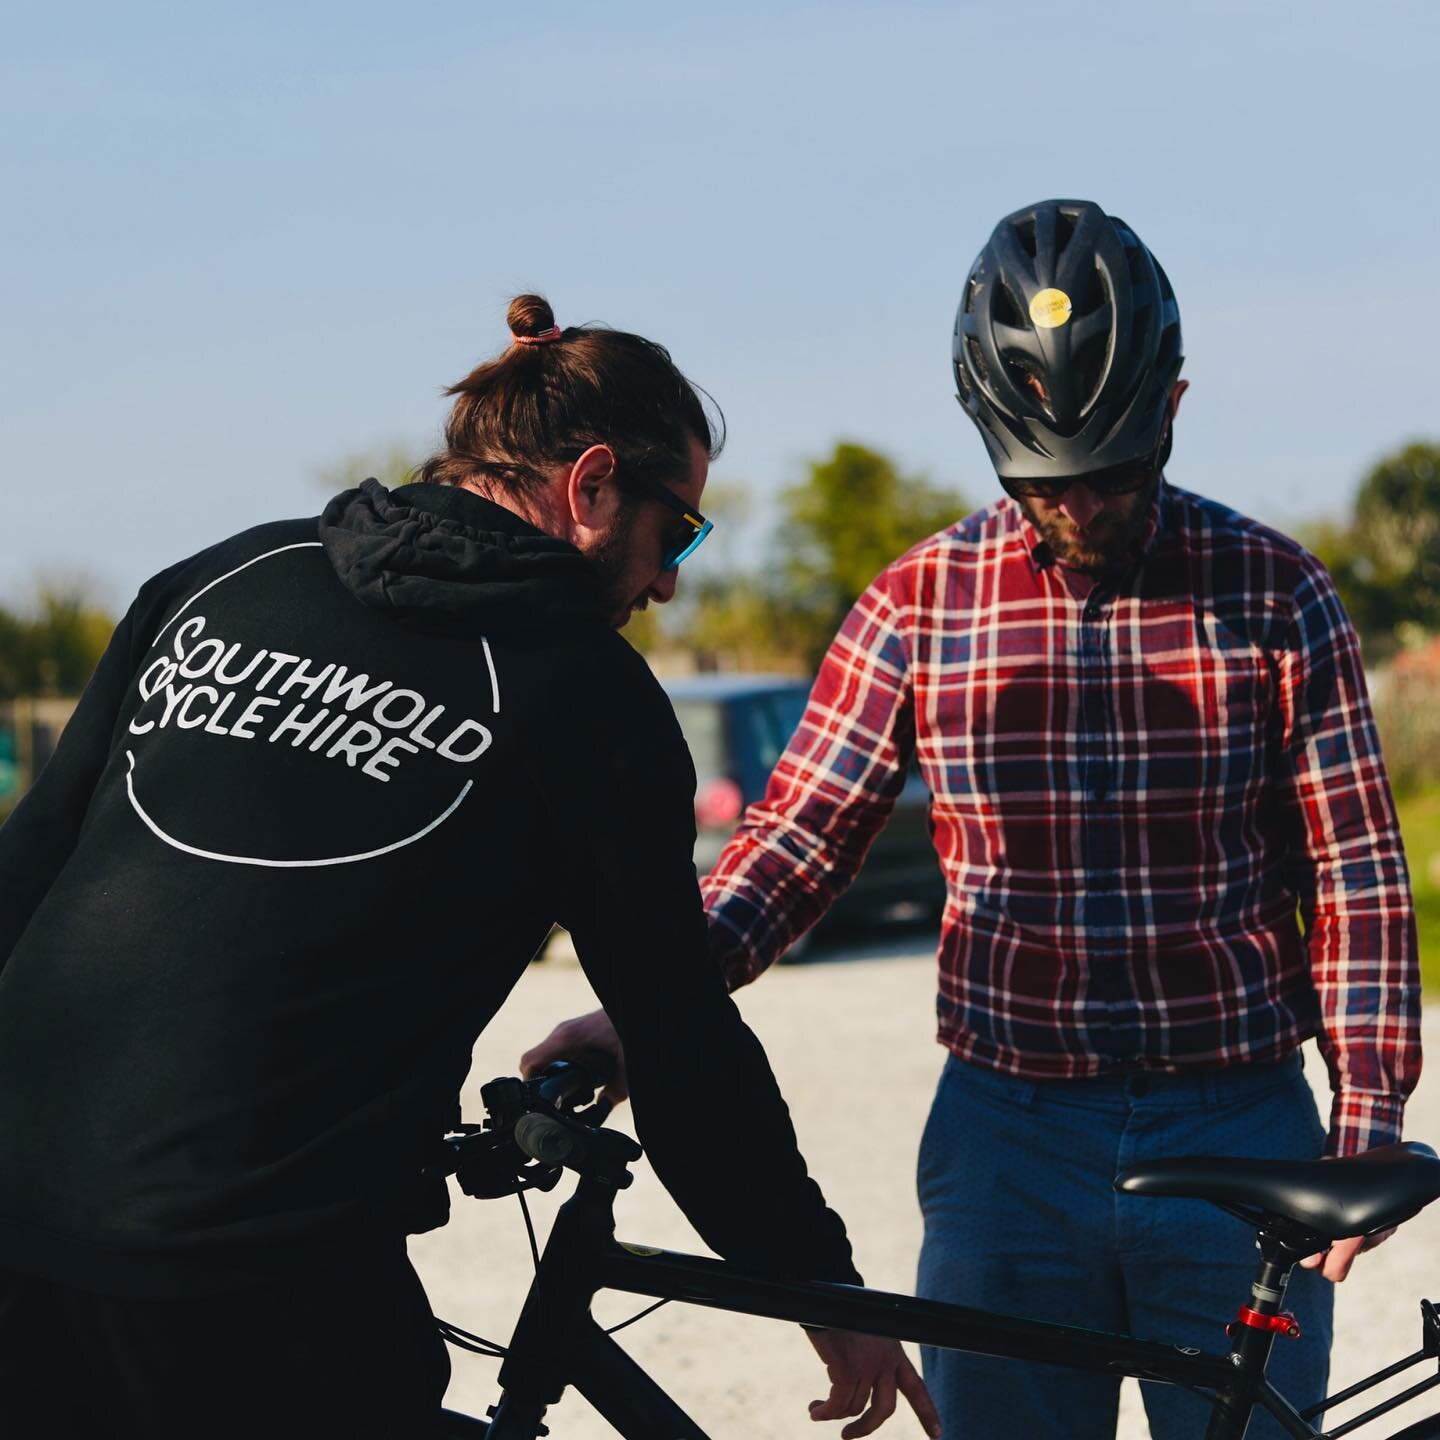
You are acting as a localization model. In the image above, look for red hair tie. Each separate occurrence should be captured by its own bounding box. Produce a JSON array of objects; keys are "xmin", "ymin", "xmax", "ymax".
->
[{"xmin": 512, "ymin": 326, "xmax": 563, "ymax": 346}]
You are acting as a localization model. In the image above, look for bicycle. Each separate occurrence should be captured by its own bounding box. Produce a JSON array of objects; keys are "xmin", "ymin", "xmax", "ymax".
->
[{"xmin": 427, "ymin": 1061, "xmax": 1440, "ymax": 1439}]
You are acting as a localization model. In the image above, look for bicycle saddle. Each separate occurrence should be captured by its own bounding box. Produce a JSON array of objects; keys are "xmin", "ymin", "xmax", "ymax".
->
[{"xmin": 1115, "ymin": 1142, "xmax": 1440, "ymax": 1241}]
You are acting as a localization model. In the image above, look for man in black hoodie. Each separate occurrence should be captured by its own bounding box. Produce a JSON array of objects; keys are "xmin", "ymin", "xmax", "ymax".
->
[{"xmin": 0, "ymin": 296, "xmax": 939, "ymax": 1439}]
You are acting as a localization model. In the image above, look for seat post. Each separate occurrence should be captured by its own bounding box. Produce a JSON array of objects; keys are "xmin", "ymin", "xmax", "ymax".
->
[{"xmin": 1204, "ymin": 1227, "xmax": 1308, "ymax": 1440}]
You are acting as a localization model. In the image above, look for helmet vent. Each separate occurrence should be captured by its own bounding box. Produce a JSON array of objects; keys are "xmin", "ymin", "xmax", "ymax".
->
[
  {"xmin": 1074, "ymin": 332, "xmax": 1109, "ymax": 414},
  {"xmin": 1128, "ymin": 318, "xmax": 1150, "ymax": 369},
  {"xmin": 965, "ymin": 336, "xmax": 991, "ymax": 387},
  {"xmin": 1015, "ymin": 216, "xmax": 1038, "ymax": 258},
  {"xmin": 1054, "ymin": 209, "xmax": 1077, "ymax": 253},
  {"xmin": 1006, "ymin": 353, "xmax": 1050, "ymax": 416},
  {"xmin": 993, "ymin": 282, "xmax": 1025, "ymax": 329}
]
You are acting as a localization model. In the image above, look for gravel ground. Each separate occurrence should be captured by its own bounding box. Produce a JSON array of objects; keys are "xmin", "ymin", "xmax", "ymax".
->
[{"xmin": 410, "ymin": 937, "xmax": 1440, "ymax": 1438}]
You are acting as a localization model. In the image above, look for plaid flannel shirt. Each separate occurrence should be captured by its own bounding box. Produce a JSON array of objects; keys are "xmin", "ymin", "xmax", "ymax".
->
[{"xmin": 700, "ymin": 483, "xmax": 1420, "ymax": 1156}]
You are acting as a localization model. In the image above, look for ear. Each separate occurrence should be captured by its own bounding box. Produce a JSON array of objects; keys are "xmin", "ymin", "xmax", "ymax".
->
[
  {"xmin": 565, "ymin": 444, "xmax": 622, "ymax": 537},
  {"xmin": 1169, "ymin": 378, "xmax": 1190, "ymax": 418}
]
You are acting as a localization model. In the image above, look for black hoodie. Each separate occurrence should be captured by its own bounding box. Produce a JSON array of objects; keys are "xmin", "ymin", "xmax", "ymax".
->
[{"xmin": 0, "ymin": 482, "xmax": 858, "ymax": 1296}]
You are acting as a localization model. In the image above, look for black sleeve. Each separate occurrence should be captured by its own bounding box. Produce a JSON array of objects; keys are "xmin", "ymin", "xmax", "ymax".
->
[
  {"xmin": 530, "ymin": 639, "xmax": 861, "ymax": 1286},
  {"xmin": 0, "ymin": 549, "xmax": 204, "ymax": 973},
  {"xmin": 0, "ymin": 605, "xmax": 141, "ymax": 971}
]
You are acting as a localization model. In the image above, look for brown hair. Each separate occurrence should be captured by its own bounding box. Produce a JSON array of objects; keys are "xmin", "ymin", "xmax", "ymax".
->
[{"xmin": 416, "ymin": 294, "xmax": 724, "ymax": 501}]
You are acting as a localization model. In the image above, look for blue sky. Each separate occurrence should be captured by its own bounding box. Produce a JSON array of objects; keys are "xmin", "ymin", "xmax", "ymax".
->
[{"xmin": 4, "ymin": 1, "xmax": 1435, "ymax": 608}]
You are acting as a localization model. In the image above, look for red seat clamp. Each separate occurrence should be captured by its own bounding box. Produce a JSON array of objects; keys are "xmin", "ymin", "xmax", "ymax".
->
[{"xmin": 1227, "ymin": 1306, "xmax": 1301, "ymax": 1340}]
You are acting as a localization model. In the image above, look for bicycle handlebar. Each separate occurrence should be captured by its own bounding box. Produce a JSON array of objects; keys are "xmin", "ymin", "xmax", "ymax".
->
[
  {"xmin": 436, "ymin": 1057, "xmax": 633, "ymax": 1199},
  {"xmin": 497, "ymin": 1068, "xmax": 641, "ymax": 1188},
  {"xmin": 514, "ymin": 1112, "xmax": 578, "ymax": 1168}
]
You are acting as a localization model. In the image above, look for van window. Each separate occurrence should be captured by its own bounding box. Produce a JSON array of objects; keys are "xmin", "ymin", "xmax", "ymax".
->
[{"xmin": 670, "ymin": 700, "xmax": 725, "ymax": 781}]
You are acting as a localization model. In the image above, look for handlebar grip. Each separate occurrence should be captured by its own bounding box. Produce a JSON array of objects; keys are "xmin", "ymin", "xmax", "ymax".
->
[
  {"xmin": 534, "ymin": 1054, "xmax": 613, "ymax": 1109},
  {"xmin": 514, "ymin": 1113, "xmax": 581, "ymax": 1168}
]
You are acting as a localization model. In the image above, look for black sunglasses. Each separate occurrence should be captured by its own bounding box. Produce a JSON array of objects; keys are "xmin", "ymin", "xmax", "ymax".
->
[
  {"xmin": 1000, "ymin": 456, "xmax": 1157, "ymax": 502},
  {"xmin": 1000, "ymin": 417, "xmax": 1175, "ymax": 502},
  {"xmin": 547, "ymin": 448, "xmax": 715, "ymax": 570}
]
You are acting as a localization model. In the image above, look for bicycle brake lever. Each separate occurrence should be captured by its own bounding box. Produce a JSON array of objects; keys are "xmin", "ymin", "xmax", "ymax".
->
[
  {"xmin": 444, "ymin": 1130, "xmax": 563, "ymax": 1200},
  {"xmin": 574, "ymin": 1097, "xmax": 614, "ymax": 1128}
]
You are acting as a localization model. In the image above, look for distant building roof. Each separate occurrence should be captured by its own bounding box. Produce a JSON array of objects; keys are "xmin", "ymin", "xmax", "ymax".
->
[{"xmin": 661, "ymin": 672, "xmax": 809, "ymax": 702}]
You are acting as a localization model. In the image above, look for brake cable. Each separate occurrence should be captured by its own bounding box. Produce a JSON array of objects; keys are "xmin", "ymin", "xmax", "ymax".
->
[
  {"xmin": 517, "ymin": 1177, "xmax": 673, "ymax": 1335},
  {"xmin": 436, "ymin": 1317, "xmax": 505, "ymax": 1358},
  {"xmin": 604, "ymin": 1297, "xmax": 672, "ymax": 1336},
  {"xmin": 437, "ymin": 1111, "xmax": 672, "ymax": 1356}
]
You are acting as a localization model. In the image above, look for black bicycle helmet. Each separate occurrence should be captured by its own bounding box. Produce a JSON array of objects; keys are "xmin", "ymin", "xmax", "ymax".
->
[{"xmin": 953, "ymin": 198, "xmax": 1183, "ymax": 482}]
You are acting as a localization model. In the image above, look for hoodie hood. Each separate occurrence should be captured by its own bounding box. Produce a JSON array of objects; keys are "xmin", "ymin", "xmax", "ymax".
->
[{"xmin": 319, "ymin": 479, "xmax": 608, "ymax": 636}]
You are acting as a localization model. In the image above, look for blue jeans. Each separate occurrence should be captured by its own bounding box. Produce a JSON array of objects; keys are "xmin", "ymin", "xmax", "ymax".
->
[{"xmin": 916, "ymin": 1053, "xmax": 1333, "ymax": 1439}]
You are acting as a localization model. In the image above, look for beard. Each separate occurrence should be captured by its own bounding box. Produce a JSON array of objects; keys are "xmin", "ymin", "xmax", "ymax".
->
[
  {"xmin": 587, "ymin": 516, "xmax": 644, "ymax": 627},
  {"xmin": 1019, "ymin": 476, "xmax": 1159, "ymax": 575}
]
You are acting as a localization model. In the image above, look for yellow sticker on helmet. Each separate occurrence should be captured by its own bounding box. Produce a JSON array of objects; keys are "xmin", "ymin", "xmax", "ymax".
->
[{"xmin": 1029, "ymin": 288, "xmax": 1073, "ymax": 329}]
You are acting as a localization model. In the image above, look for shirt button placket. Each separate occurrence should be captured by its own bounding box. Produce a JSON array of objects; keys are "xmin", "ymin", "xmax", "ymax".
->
[{"xmin": 1080, "ymin": 592, "xmax": 1133, "ymax": 1060}]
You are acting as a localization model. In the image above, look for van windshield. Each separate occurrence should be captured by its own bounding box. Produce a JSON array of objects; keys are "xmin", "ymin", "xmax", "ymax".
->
[
  {"xmin": 670, "ymin": 687, "xmax": 811, "ymax": 791},
  {"xmin": 740, "ymin": 689, "xmax": 809, "ymax": 778}
]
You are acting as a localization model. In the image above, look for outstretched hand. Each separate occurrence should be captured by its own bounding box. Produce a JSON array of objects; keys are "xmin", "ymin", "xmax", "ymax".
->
[
  {"xmin": 805, "ymin": 1329, "xmax": 941, "ymax": 1438},
  {"xmin": 519, "ymin": 1007, "xmax": 629, "ymax": 1105}
]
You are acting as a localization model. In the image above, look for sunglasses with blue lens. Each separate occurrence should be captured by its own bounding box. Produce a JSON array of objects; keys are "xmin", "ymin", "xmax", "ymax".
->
[{"xmin": 632, "ymin": 477, "xmax": 714, "ymax": 571}]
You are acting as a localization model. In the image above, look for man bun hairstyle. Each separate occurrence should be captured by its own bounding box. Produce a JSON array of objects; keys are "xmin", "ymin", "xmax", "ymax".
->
[
  {"xmin": 417, "ymin": 292, "xmax": 724, "ymax": 501},
  {"xmin": 505, "ymin": 293, "xmax": 566, "ymax": 346}
]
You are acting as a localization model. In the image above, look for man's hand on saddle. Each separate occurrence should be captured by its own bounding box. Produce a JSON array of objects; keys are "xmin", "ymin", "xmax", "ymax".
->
[
  {"xmin": 520, "ymin": 1007, "xmax": 628, "ymax": 1103},
  {"xmin": 1299, "ymin": 1227, "xmax": 1396, "ymax": 1283}
]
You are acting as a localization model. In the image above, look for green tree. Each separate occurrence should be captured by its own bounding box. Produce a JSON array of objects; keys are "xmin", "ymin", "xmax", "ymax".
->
[
  {"xmin": 313, "ymin": 442, "xmax": 420, "ymax": 493},
  {"xmin": 0, "ymin": 607, "xmax": 26, "ymax": 701},
  {"xmin": 774, "ymin": 442, "xmax": 965, "ymax": 668},
  {"xmin": 28, "ymin": 588, "xmax": 116, "ymax": 696},
  {"xmin": 670, "ymin": 575, "xmax": 812, "ymax": 673},
  {"xmin": 1351, "ymin": 442, "xmax": 1440, "ymax": 631},
  {"xmin": 0, "ymin": 585, "xmax": 115, "ymax": 701},
  {"xmin": 1301, "ymin": 441, "xmax": 1440, "ymax": 657}
]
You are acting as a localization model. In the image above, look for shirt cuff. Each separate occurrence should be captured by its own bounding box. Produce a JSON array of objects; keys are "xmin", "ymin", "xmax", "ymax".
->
[
  {"xmin": 1325, "ymin": 1090, "xmax": 1407, "ymax": 1157},
  {"xmin": 703, "ymin": 902, "xmax": 766, "ymax": 992}
]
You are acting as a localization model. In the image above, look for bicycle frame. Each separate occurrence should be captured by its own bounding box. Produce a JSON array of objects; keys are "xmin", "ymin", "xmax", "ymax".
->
[
  {"xmin": 441, "ymin": 1070, "xmax": 1440, "ymax": 1440},
  {"xmin": 477, "ymin": 1174, "xmax": 1347, "ymax": 1440}
]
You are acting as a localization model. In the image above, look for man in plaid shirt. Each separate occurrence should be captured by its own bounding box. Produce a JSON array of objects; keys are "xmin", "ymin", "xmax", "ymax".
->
[{"xmin": 526, "ymin": 200, "xmax": 1420, "ymax": 1438}]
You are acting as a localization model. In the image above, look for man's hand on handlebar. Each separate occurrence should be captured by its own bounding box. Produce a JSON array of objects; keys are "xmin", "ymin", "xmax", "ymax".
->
[
  {"xmin": 805, "ymin": 1330, "xmax": 941, "ymax": 1438},
  {"xmin": 520, "ymin": 1009, "xmax": 628, "ymax": 1105}
]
